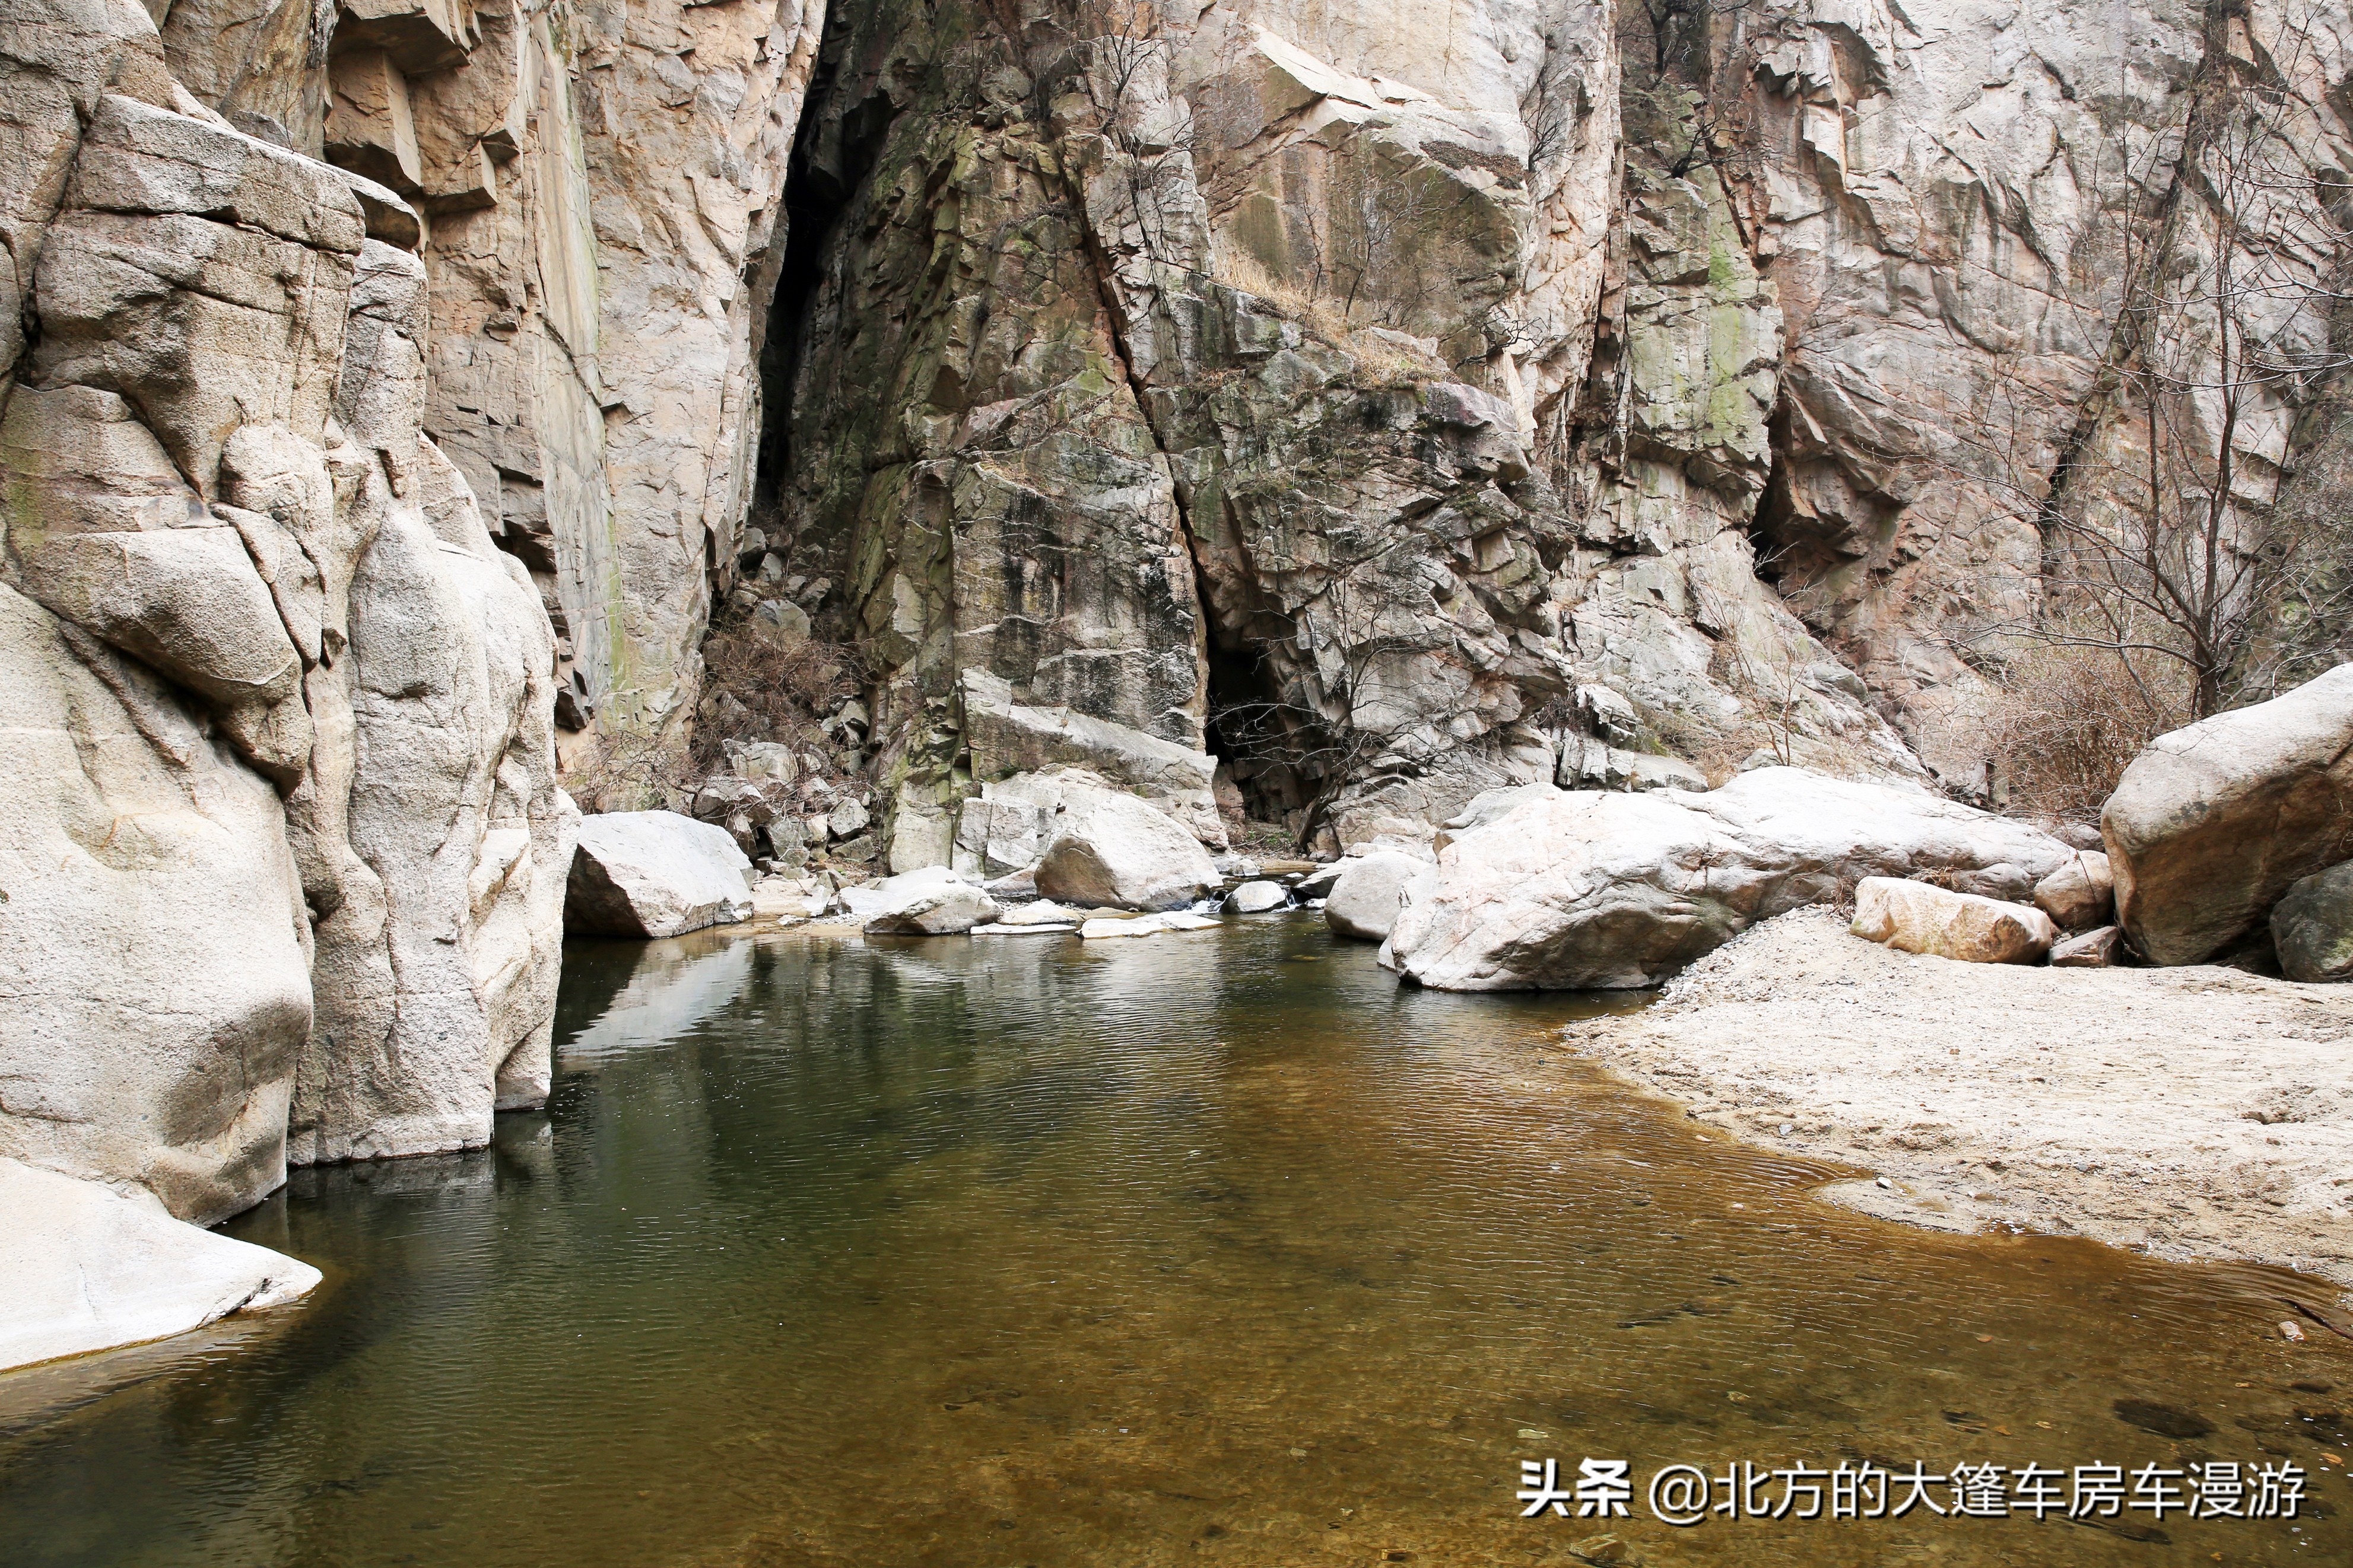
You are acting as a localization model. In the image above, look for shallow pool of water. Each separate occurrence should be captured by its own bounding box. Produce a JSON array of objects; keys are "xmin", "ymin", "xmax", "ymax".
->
[{"xmin": 4, "ymin": 915, "xmax": 2348, "ymax": 1566}]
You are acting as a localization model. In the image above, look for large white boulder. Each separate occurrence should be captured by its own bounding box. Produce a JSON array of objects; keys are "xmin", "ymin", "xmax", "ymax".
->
[
  {"xmin": 0, "ymin": 1158, "xmax": 321, "ymax": 1372},
  {"xmin": 1225, "ymin": 880, "xmax": 1291, "ymax": 914},
  {"xmin": 1325, "ymin": 851, "xmax": 1436, "ymax": 941},
  {"xmin": 1034, "ymin": 777, "xmax": 1221, "ymax": 911},
  {"xmin": 1850, "ymin": 877, "xmax": 2059, "ymax": 964},
  {"xmin": 1386, "ymin": 768, "xmax": 2073, "ymax": 990},
  {"xmin": 566, "ymin": 812, "xmax": 754, "ymax": 937},
  {"xmin": 0, "ymin": 580, "xmax": 313, "ymax": 1226},
  {"xmin": 2106, "ymin": 666, "xmax": 2353, "ymax": 965},
  {"xmin": 850, "ymin": 866, "xmax": 1002, "ymax": 935}
]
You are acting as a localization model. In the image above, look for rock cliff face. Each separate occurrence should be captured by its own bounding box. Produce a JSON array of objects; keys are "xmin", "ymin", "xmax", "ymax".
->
[
  {"xmin": 0, "ymin": 0, "xmax": 837, "ymax": 1235},
  {"xmin": 0, "ymin": 4, "xmax": 571, "ymax": 1224},
  {"xmin": 733, "ymin": 0, "xmax": 2351, "ymax": 867}
]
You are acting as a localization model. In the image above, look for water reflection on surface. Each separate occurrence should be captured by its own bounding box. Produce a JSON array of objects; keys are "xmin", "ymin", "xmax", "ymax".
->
[{"xmin": 2, "ymin": 916, "xmax": 2347, "ymax": 1566}]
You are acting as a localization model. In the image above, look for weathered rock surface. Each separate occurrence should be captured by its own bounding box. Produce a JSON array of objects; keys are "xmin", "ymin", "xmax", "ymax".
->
[
  {"xmin": 11, "ymin": 0, "xmax": 2353, "ymax": 1362},
  {"xmin": 2107, "ymin": 667, "xmax": 2353, "ymax": 966},
  {"xmin": 713, "ymin": 0, "xmax": 2353, "ymax": 868},
  {"xmin": 2273, "ymin": 863, "xmax": 2353, "ymax": 985},
  {"xmin": 1325, "ymin": 852, "xmax": 1436, "ymax": 943},
  {"xmin": 1078, "ymin": 911, "xmax": 1221, "ymax": 940},
  {"xmin": 958, "ymin": 667, "xmax": 1226, "ymax": 854},
  {"xmin": 2033, "ymin": 853, "xmax": 2116, "ymax": 933},
  {"xmin": 1225, "ymin": 880, "xmax": 1290, "ymax": 914},
  {"xmin": 854, "ymin": 866, "xmax": 1001, "ymax": 936},
  {"xmin": 996, "ymin": 897, "xmax": 1084, "ymax": 927},
  {"xmin": 2052, "ymin": 926, "xmax": 2125, "ymax": 969},
  {"xmin": 566, "ymin": 812, "xmax": 754, "ymax": 938},
  {"xmin": 1386, "ymin": 768, "xmax": 2070, "ymax": 990},
  {"xmin": 1, "ymin": 1157, "xmax": 321, "ymax": 1373},
  {"xmin": 1850, "ymin": 878, "xmax": 2059, "ymax": 966},
  {"xmin": 2, "ymin": 15, "xmax": 574, "ymax": 1241},
  {"xmin": 1035, "ymin": 778, "xmax": 1222, "ymax": 912}
]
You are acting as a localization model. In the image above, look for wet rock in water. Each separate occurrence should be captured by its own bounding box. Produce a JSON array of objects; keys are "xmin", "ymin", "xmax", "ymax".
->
[
  {"xmin": 1850, "ymin": 878, "xmax": 2058, "ymax": 965},
  {"xmin": 863, "ymin": 879, "xmax": 1000, "ymax": 936},
  {"xmin": 2050, "ymin": 925, "xmax": 2123, "ymax": 968},
  {"xmin": 567, "ymin": 812, "xmax": 755, "ymax": 938},
  {"xmin": 2106, "ymin": 666, "xmax": 2353, "ymax": 966},
  {"xmin": 998, "ymin": 898, "xmax": 1084, "ymax": 926},
  {"xmin": 1080, "ymin": 915, "xmax": 1160, "ymax": 939},
  {"xmin": 1325, "ymin": 851, "xmax": 1436, "ymax": 942},
  {"xmin": 2111, "ymin": 1398, "xmax": 2213, "ymax": 1439},
  {"xmin": 1035, "ymin": 778, "xmax": 1220, "ymax": 912},
  {"xmin": 840, "ymin": 867, "xmax": 993, "ymax": 934},
  {"xmin": 1291, "ymin": 862, "xmax": 1346, "ymax": 899},
  {"xmin": 2033, "ymin": 851, "xmax": 2115, "ymax": 931},
  {"xmin": 1079, "ymin": 911, "xmax": 1219, "ymax": 940},
  {"xmin": 1225, "ymin": 880, "xmax": 1290, "ymax": 914},
  {"xmin": 1388, "ymin": 769, "xmax": 2071, "ymax": 990},
  {"xmin": 2272, "ymin": 861, "xmax": 2353, "ymax": 983},
  {"xmin": 2, "ymin": 1157, "xmax": 321, "ymax": 1373}
]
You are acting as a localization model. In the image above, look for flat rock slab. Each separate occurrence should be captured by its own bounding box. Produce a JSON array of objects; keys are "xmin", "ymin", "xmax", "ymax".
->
[
  {"xmin": 1078, "ymin": 912, "xmax": 1221, "ymax": 939},
  {"xmin": 1, "ymin": 1159, "xmax": 322, "ymax": 1372},
  {"xmin": 1567, "ymin": 909, "xmax": 2353, "ymax": 1285},
  {"xmin": 567, "ymin": 812, "xmax": 754, "ymax": 938}
]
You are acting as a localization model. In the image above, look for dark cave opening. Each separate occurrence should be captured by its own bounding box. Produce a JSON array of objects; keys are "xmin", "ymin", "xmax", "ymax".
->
[
  {"xmin": 750, "ymin": 30, "xmax": 897, "ymax": 535},
  {"xmin": 1202, "ymin": 632, "xmax": 1311, "ymax": 832}
]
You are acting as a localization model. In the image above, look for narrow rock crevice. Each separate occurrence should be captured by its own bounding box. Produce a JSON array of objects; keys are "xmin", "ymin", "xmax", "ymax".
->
[{"xmin": 752, "ymin": 14, "xmax": 896, "ymax": 529}]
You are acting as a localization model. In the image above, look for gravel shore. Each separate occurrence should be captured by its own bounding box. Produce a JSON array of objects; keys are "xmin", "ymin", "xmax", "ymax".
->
[{"xmin": 1563, "ymin": 909, "xmax": 2353, "ymax": 1292}]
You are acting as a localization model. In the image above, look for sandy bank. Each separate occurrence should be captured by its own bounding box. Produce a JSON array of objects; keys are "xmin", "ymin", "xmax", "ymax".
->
[{"xmin": 1564, "ymin": 909, "xmax": 2353, "ymax": 1292}]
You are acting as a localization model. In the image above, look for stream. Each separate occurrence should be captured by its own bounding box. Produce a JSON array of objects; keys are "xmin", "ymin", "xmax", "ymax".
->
[{"xmin": 2, "ymin": 914, "xmax": 2346, "ymax": 1566}]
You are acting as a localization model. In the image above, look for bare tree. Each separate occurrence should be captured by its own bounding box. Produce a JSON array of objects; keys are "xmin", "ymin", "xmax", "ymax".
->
[{"xmin": 2008, "ymin": 5, "xmax": 2353, "ymax": 720}]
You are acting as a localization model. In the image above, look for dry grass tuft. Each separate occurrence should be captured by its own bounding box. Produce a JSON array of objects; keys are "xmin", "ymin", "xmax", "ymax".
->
[{"xmin": 1961, "ymin": 643, "xmax": 2189, "ymax": 825}]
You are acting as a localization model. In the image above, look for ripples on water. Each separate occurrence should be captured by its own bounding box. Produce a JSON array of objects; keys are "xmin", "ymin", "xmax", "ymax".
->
[{"xmin": 1, "ymin": 917, "xmax": 2347, "ymax": 1566}]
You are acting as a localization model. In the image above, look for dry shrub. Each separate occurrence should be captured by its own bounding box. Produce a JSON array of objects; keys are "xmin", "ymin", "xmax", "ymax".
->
[
  {"xmin": 688, "ymin": 616, "xmax": 868, "ymax": 777},
  {"xmin": 1965, "ymin": 644, "xmax": 2189, "ymax": 823},
  {"xmin": 563, "ymin": 730, "xmax": 693, "ymax": 816}
]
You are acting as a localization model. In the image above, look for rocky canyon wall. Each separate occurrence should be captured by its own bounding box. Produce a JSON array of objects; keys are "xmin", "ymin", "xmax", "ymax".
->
[
  {"xmin": 724, "ymin": 0, "xmax": 2350, "ymax": 870},
  {"xmin": 0, "ymin": 0, "xmax": 826, "ymax": 1229}
]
